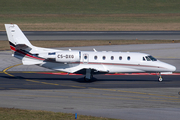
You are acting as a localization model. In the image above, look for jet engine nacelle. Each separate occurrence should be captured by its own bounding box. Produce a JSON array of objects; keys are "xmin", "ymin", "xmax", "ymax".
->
[{"xmin": 55, "ymin": 51, "xmax": 81, "ymax": 63}]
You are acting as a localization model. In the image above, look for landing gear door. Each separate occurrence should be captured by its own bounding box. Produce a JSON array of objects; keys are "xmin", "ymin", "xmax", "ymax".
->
[{"xmin": 83, "ymin": 54, "xmax": 89, "ymax": 63}]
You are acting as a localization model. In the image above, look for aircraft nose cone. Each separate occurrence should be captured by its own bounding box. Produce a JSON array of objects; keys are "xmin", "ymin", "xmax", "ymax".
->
[
  {"xmin": 169, "ymin": 65, "xmax": 176, "ymax": 72},
  {"xmin": 167, "ymin": 65, "xmax": 176, "ymax": 72},
  {"xmin": 160, "ymin": 62, "xmax": 176, "ymax": 72}
]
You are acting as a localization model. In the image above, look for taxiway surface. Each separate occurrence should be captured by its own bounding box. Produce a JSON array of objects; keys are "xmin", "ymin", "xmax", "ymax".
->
[
  {"xmin": 0, "ymin": 72, "xmax": 180, "ymax": 120},
  {"xmin": 1, "ymin": 31, "xmax": 180, "ymax": 40},
  {"xmin": 0, "ymin": 43, "xmax": 180, "ymax": 120}
]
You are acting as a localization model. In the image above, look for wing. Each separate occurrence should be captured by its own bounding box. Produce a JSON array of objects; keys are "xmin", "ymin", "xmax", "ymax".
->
[{"xmin": 71, "ymin": 64, "xmax": 109, "ymax": 74}]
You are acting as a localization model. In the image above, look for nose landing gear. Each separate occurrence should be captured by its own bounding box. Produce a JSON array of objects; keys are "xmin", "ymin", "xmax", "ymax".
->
[
  {"xmin": 157, "ymin": 72, "xmax": 163, "ymax": 82},
  {"xmin": 159, "ymin": 76, "xmax": 163, "ymax": 82}
]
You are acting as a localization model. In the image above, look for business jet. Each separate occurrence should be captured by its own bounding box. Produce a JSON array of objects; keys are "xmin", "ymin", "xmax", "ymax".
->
[{"xmin": 5, "ymin": 24, "xmax": 176, "ymax": 82}]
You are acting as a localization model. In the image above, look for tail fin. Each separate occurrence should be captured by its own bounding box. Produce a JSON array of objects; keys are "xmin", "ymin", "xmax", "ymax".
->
[
  {"xmin": 5, "ymin": 24, "xmax": 33, "ymax": 50},
  {"xmin": 5, "ymin": 24, "xmax": 44, "ymax": 65}
]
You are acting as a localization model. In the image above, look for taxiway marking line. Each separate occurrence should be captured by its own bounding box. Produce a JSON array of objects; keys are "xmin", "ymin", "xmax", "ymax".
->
[
  {"xmin": 23, "ymin": 89, "xmax": 180, "ymax": 103},
  {"xmin": 0, "ymin": 93, "xmax": 179, "ymax": 103},
  {"xmin": 2, "ymin": 64, "xmax": 22, "ymax": 77},
  {"xmin": 0, "ymin": 94, "xmax": 68, "ymax": 98},
  {"xmin": 2, "ymin": 64, "xmax": 85, "ymax": 88},
  {"xmin": 103, "ymin": 94, "xmax": 180, "ymax": 102},
  {"xmin": 9, "ymin": 88, "xmax": 31, "ymax": 90},
  {"xmin": 89, "ymin": 88, "xmax": 179, "ymax": 98},
  {"xmin": 2, "ymin": 64, "xmax": 61, "ymax": 86},
  {"xmin": 38, "ymin": 90, "xmax": 180, "ymax": 102}
]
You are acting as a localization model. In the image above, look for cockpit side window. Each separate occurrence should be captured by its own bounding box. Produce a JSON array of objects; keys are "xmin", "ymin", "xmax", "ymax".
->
[{"xmin": 143, "ymin": 57, "xmax": 146, "ymax": 61}]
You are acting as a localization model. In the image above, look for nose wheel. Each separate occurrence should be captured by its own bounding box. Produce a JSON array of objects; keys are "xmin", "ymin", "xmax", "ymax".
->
[
  {"xmin": 158, "ymin": 76, "xmax": 163, "ymax": 82},
  {"xmin": 158, "ymin": 72, "xmax": 163, "ymax": 82}
]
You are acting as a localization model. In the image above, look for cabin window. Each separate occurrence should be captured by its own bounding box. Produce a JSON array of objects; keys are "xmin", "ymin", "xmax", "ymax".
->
[
  {"xmin": 94, "ymin": 56, "xmax": 97, "ymax": 60},
  {"xmin": 119, "ymin": 56, "xmax": 122, "ymax": 60},
  {"xmin": 143, "ymin": 57, "xmax": 146, "ymax": 61},
  {"xmin": 84, "ymin": 55, "xmax": 87, "ymax": 59},
  {"xmin": 111, "ymin": 56, "xmax": 114, "ymax": 60},
  {"xmin": 127, "ymin": 56, "xmax": 131, "ymax": 60},
  {"xmin": 102, "ymin": 56, "xmax": 106, "ymax": 60}
]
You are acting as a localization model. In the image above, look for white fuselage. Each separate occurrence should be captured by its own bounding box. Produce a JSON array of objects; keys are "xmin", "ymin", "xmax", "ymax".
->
[{"xmin": 39, "ymin": 50, "xmax": 176, "ymax": 74}]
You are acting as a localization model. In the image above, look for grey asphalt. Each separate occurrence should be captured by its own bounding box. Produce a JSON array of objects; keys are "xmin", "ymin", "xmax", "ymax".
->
[
  {"xmin": 0, "ymin": 73, "xmax": 180, "ymax": 120},
  {"xmin": 1, "ymin": 31, "xmax": 180, "ymax": 40},
  {"xmin": 1, "ymin": 43, "xmax": 180, "ymax": 120}
]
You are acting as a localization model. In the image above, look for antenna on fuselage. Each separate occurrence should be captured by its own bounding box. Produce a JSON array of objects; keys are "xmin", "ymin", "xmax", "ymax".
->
[{"xmin": 93, "ymin": 48, "xmax": 97, "ymax": 52}]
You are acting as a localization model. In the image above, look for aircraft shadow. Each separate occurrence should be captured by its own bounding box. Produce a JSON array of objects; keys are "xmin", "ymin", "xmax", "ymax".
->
[{"xmin": 1, "ymin": 73, "xmax": 179, "ymax": 90}]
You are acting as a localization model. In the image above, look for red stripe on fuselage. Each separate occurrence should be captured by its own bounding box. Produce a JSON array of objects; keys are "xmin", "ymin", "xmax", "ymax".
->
[
  {"xmin": 71, "ymin": 62, "xmax": 165, "ymax": 69},
  {"xmin": 10, "ymin": 46, "xmax": 16, "ymax": 51},
  {"xmin": 10, "ymin": 45, "xmax": 44, "ymax": 61},
  {"xmin": 38, "ymin": 72, "xmax": 180, "ymax": 75}
]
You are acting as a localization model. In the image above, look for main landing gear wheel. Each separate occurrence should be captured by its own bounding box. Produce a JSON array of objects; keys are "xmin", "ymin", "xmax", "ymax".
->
[
  {"xmin": 84, "ymin": 74, "xmax": 93, "ymax": 82},
  {"xmin": 84, "ymin": 77, "xmax": 89, "ymax": 82},
  {"xmin": 84, "ymin": 69, "xmax": 93, "ymax": 82}
]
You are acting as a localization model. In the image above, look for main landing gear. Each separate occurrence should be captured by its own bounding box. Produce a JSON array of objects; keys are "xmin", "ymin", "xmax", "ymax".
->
[
  {"xmin": 84, "ymin": 69, "xmax": 93, "ymax": 82},
  {"xmin": 157, "ymin": 72, "xmax": 163, "ymax": 82}
]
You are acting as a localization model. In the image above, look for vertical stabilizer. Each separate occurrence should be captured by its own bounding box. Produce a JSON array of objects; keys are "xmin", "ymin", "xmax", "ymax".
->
[
  {"xmin": 5, "ymin": 24, "xmax": 44, "ymax": 65},
  {"xmin": 5, "ymin": 24, "xmax": 33, "ymax": 48}
]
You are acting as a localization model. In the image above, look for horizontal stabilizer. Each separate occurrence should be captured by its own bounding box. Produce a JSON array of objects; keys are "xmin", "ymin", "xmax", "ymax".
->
[
  {"xmin": 22, "ymin": 60, "xmax": 43, "ymax": 65},
  {"xmin": 22, "ymin": 57, "xmax": 43, "ymax": 65},
  {"xmin": 15, "ymin": 44, "xmax": 31, "ymax": 50}
]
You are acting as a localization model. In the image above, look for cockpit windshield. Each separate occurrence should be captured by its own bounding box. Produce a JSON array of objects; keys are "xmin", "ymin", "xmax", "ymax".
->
[
  {"xmin": 145, "ymin": 56, "xmax": 151, "ymax": 61},
  {"xmin": 145, "ymin": 55, "xmax": 157, "ymax": 61},
  {"xmin": 148, "ymin": 55, "xmax": 157, "ymax": 61}
]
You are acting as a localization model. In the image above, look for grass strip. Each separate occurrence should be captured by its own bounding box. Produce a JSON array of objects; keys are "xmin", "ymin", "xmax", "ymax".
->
[
  {"xmin": 1, "ymin": 0, "xmax": 180, "ymax": 14},
  {"xmin": 0, "ymin": 107, "xmax": 118, "ymax": 120},
  {"xmin": 0, "ymin": 40, "xmax": 179, "ymax": 51},
  {"xmin": 1, "ymin": 14, "xmax": 180, "ymax": 31},
  {"xmin": 1, "ymin": 0, "xmax": 180, "ymax": 31}
]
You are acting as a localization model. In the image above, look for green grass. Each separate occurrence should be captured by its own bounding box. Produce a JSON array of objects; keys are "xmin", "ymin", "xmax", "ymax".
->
[
  {"xmin": 1, "ymin": 14, "xmax": 180, "ymax": 24},
  {"xmin": 0, "ymin": 107, "xmax": 118, "ymax": 120},
  {"xmin": 1, "ymin": 0, "xmax": 180, "ymax": 14},
  {"xmin": 1, "ymin": 0, "xmax": 180, "ymax": 31}
]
